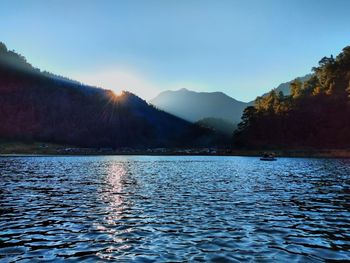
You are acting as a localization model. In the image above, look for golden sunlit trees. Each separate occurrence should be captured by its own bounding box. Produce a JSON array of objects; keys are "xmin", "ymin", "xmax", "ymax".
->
[{"xmin": 234, "ymin": 45, "xmax": 350, "ymax": 149}]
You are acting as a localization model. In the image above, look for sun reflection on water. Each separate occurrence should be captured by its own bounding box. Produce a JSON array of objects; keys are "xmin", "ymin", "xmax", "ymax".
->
[{"xmin": 94, "ymin": 162, "xmax": 134, "ymax": 258}]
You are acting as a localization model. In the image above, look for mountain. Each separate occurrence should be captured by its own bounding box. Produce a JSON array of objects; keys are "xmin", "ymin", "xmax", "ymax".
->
[
  {"xmin": 246, "ymin": 74, "xmax": 314, "ymax": 105},
  {"xmin": 0, "ymin": 42, "xmax": 211, "ymax": 148},
  {"xmin": 196, "ymin": 117, "xmax": 237, "ymax": 136},
  {"xmin": 234, "ymin": 46, "xmax": 350, "ymax": 149},
  {"xmin": 150, "ymin": 88, "xmax": 250, "ymax": 124},
  {"xmin": 150, "ymin": 76, "xmax": 312, "ymax": 128},
  {"xmin": 263, "ymin": 74, "xmax": 313, "ymax": 97}
]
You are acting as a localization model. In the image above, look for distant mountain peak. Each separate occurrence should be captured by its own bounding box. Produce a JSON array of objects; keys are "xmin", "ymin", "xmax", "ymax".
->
[
  {"xmin": 271, "ymin": 74, "xmax": 313, "ymax": 96},
  {"xmin": 178, "ymin": 88, "xmax": 189, "ymax": 92},
  {"xmin": 150, "ymin": 88, "xmax": 249, "ymax": 123}
]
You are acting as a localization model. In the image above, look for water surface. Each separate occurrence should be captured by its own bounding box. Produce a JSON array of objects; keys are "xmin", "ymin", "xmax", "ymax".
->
[{"xmin": 1, "ymin": 156, "xmax": 350, "ymax": 262}]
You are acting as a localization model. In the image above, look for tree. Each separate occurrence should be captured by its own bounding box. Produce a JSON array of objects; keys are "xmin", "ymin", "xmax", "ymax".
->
[
  {"xmin": 290, "ymin": 79, "xmax": 303, "ymax": 98},
  {"xmin": 238, "ymin": 106, "xmax": 257, "ymax": 131},
  {"xmin": 234, "ymin": 45, "xmax": 350, "ymax": 149}
]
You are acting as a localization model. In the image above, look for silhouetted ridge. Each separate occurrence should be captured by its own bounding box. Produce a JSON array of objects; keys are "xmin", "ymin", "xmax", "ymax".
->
[{"xmin": 0, "ymin": 42, "xmax": 211, "ymax": 148}]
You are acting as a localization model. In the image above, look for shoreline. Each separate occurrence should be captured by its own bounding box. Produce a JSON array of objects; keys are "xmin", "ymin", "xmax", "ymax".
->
[
  {"xmin": 1, "ymin": 142, "xmax": 350, "ymax": 158},
  {"xmin": 1, "ymin": 149, "xmax": 350, "ymax": 158}
]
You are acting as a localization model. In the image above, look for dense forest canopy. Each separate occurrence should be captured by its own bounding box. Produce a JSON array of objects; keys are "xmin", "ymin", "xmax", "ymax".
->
[{"xmin": 234, "ymin": 46, "xmax": 350, "ymax": 149}]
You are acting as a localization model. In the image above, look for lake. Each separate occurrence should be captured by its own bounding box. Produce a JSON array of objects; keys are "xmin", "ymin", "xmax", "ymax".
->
[{"xmin": 0, "ymin": 156, "xmax": 350, "ymax": 262}]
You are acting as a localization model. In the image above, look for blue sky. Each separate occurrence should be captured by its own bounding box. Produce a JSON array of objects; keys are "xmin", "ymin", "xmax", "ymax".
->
[{"xmin": 1, "ymin": 0, "xmax": 350, "ymax": 101}]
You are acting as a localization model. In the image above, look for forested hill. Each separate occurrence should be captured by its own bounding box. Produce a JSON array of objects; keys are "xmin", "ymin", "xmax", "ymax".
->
[
  {"xmin": 0, "ymin": 42, "xmax": 210, "ymax": 148},
  {"xmin": 234, "ymin": 45, "xmax": 350, "ymax": 149}
]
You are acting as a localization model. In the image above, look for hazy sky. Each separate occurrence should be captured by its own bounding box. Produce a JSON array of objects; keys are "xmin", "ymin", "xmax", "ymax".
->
[{"xmin": 1, "ymin": 0, "xmax": 350, "ymax": 101}]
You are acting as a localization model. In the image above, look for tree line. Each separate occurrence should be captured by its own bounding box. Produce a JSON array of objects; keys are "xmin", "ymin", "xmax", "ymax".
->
[{"xmin": 234, "ymin": 46, "xmax": 350, "ymax": 149}]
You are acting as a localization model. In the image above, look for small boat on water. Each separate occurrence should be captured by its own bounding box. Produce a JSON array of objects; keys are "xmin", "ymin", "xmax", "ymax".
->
[{"xmin": 260, "ymin": 153, "xmax": 277, "ymax": 161}]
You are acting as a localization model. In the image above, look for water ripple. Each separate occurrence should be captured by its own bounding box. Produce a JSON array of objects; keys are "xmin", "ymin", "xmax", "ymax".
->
[{"xmin": 0, "ymin": 156, "xmax": 350, "ymax": 262}]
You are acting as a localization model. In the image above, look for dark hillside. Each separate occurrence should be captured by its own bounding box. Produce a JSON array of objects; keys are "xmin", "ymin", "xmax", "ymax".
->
[{"xmin": 0, "ymin": 42, "xmax": 209, "ymax": 148}]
